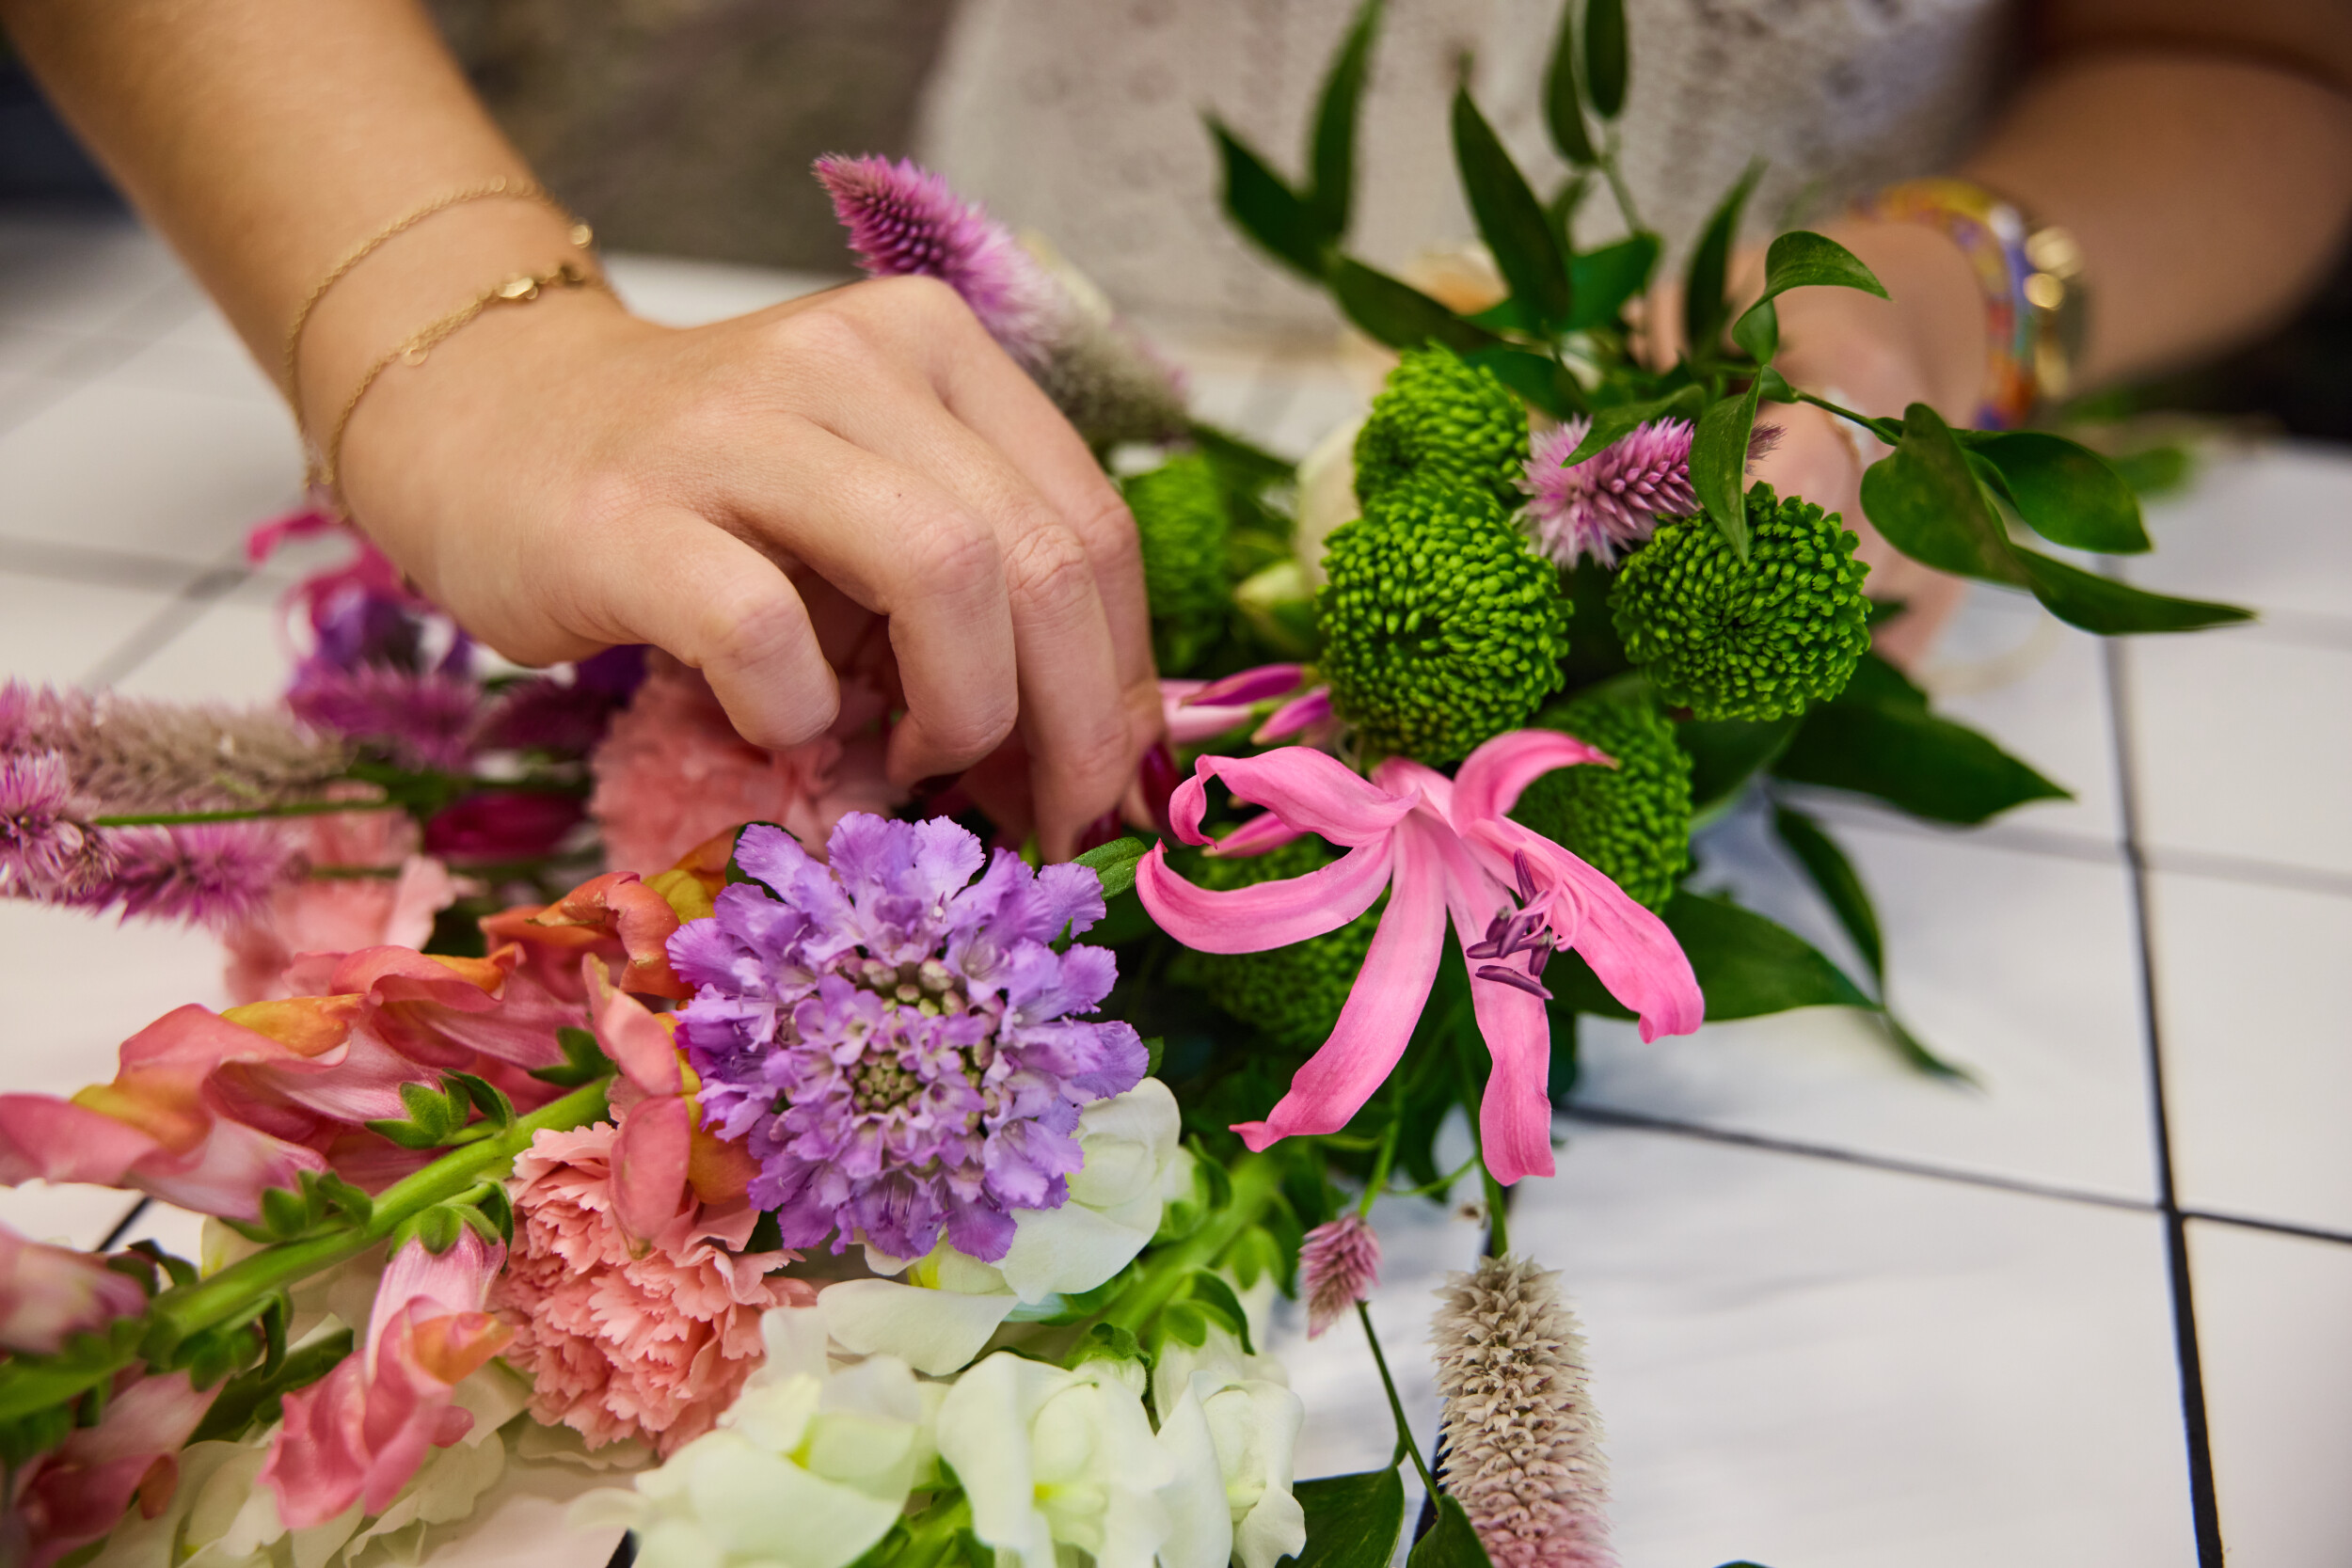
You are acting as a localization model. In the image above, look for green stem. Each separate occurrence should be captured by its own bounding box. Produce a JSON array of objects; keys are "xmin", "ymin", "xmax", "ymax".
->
[
  {"xmin": 150, "ymin": 1078, "xmax": 610, "ymax": 1344},
  {"xmin": 1794, "ymin": 390, "xmax": 1904, "ymax": 443},
  {"xmin": 93, "ymin": 799, "xmax": 391, "ymax": 828},
  {"xmin": 1480, "ymin": 1162, "xmax": 1511, "ymax": 1258},
  {"xmin": 1359, "ymin": 1301, "xmax": 1438, "ymax": 1497},
  {"xmin": 1597, "ymin": 131, "xmax": 1645, "ymax": 234},
  {"xmin": 1101, "ymin": 1151, "xmax": 1280, "ymax": 1335},
  {"xmin": 895, "ymin": 1492, "xmax": 974, "ymax": 1568},
  {"xmin": 1358, "ymin": 1112, "xmax": 1402, "ymax": 1220}
]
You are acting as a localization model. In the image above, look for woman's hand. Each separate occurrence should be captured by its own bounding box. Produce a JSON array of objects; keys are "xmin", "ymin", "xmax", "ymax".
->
[{"xmin": 324, "ymin": 271, "xmax": 1159, "ymax": 858}]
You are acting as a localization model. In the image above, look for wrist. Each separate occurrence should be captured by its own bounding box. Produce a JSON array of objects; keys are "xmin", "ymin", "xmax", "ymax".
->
[{"xmin": 1770, "ymin": 217, "xmax": 1989, "ymax": 422}]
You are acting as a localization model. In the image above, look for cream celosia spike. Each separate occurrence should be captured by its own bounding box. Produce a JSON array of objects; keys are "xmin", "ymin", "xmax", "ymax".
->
[
  {"xmin": 1431, "ymin": 1254, "xmax": 1617, "ymax": 1568},
  {"xmin": 1, "ymin": 682, "xmax": 353, "ymax": 814}
]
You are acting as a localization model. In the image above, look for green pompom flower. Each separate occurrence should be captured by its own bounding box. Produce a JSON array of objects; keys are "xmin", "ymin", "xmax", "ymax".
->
[
  {"xmin": 1172, "ymin": 837, "xmax": 1380, "ymax": 1053},
  {"xmin": 1124, "ymin": 451, "xmax": 1232, "ymax": 673},
  {"xmin": 1317, "ymin": 479, "xmax": 1570, "ymax": 765},
  {"xmin": 1609, "ymin": 483, "xmax": 1870, "ymax": 721},
  {"xmin": 1353, "ymin": 346, "xmax": 1529, "ymax": 513},
  {"xmin": 1511, "ymin": 685, "xmax": 1692, "ymax": 911}
]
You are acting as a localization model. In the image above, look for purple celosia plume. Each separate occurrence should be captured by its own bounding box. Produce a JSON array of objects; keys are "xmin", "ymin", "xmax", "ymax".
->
[
  {"xmin": 0, "ymin": 752, "xmax": 104, "ymax": 895},
  {"xmin": 64, "ymin": 822, "xmax": 294, "ymax": 928},
  {"xmin": 1521, "ymin": 419, "xmax": 1783, "ymax": 568},
  {"xmin": 1433, "ymin": 1255, "xmax": 1617, "ymax": 1568},
  {"xmin": 286, "ymin": 664, "xmax": 485, "ymax": 773},
  {"xmin": 669, "ymin": 815, "xmax": 1147, "ymax": 1263},
  {"xmin": 815, "ymin": 154, "xmax": 1059, "ymax": 366},
  {"xmin": 1299, "ymin": 1212, "xmax": 1381, "ymax": 1338}
]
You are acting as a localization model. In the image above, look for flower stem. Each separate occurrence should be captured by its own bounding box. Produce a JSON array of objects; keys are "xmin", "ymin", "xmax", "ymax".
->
[
  {"xmin": 1358, "ymin": 1301, "xmax": 1438, "ymax": 1497},
  {"xmin": 1100, "ymin": 1151, "xmax": 1281, "ymax": 1335},
  {"xmin": 894, "ymin": 1491, "xmax": 975, "ymax": 1568},
  {"xmin": 1793, "ymin": 390, "xmax": 1905, "ymax": 445},
  {"xmin": 91, "ymin": 799, "xmax": 390, "ymax": 828},
  {"xmin": 1359, "ymin": 1112, "xmax": 1402, "ymax": 1220},
  {"xmin": 1597, "ymin": 131, "xmax": 1645, "ymax": 235}
]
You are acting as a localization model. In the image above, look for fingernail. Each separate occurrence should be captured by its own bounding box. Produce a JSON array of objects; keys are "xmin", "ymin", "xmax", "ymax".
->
[
  {"xmin": 1136, "ymin": 741, "xmax": 1178, "ymax": 837},
  {"xmin": 910, "ymin": 772, "xmax": 961, "ymax": 803},
  {"xmin": 1076, "ymin": 810, "xmax": 1124, "ymax": 853}
]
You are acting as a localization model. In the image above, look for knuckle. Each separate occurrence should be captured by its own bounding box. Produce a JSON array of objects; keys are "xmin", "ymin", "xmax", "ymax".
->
[
  {"xmin": 905, "ymin": 512, "xmax": 1002, "ymax": 604},
  {"xmin": 1004, "ymin": 523, "xmax": 1094, "ymax": 609},
  {"xmin": 763, "ymin": 307, "xmax": 873, "ymax": 373}
]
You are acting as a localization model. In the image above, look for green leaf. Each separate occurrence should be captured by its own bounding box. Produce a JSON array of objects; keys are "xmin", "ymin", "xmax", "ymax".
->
[
  {"xmin": 1772, "ymin": 654, "xmax": 2071, "ymax": 823},
  {"xmin": 1326, "ymin": 258, "xmax": 1502, "ymax": 354},
  {"xmin": 1541, "ymin": 2, "xmax": 1597, "ymax": 164},
  {"xmin": 1965, "ymin": 431, "xmax": 2148, "ymax": 554},
  {"xmin": 1858, "ymin": 404, "xmax": 2028, "ymax": 583},
  {"xmin": 1770, "ymin": 805, "xmax": 1882, "ymax": 980},
  {"xmin": 1185, "ymin": 1271, "xmax": 1256, "ymax": 1354},
  {"xmin": 1755, "ymin": 230, "xmax": 1888, "ymax": 302},
  {"xmin": 1308, "ymin": 0, "xmax": 1383, "ymax": 237},
  {"xmin": 1549, "ymin": 174, "xmax": 1592, "ymax": 256},
  {"xmin": 1683, "ymin": 161, "xmax": 1762, "ymax": 361},
  {"xmin": 1469, "ymin": 347, "xmax": 1582, "ymax": 419},
  {"xmin": 1678, "ymin": 714, "xmax": 1801, "ymax": 814},
  {"xmin": 1190, "ymin": 423, "xmax": 1296, "ymax": 490},
  {"xmin": 1410, "ymin": 1493, "xmax": 1498, "ymax": 1568},
  {"xmin": 1211, "ymin": 120, "xmax": 1328, "ymax": 280},
  {"xmin": 1583, "ymin": 0, "xmax": 1629, "ymax": 119},
  {"xmin": 1561, "ymin": 384, "xmax": 1706, "ymax": 467},
  {"xmin": 1284, "ymin": 1469, "xmax": 1406, "ymax": 1568},
  {"xmin": 2010, "ymin": 546, "xmax": 2253, "ymax": 634},
  {"xmin": 1730, "ymin": 295, "xmax": 1778, "ymax": 363},
  {"xmin": 1072, "ymin": 836, "xmax": 1149, "ymax": 901},
  {"xmin": 1553, "ymin": 891, "xmax": 1872, "ymax": 1020},
  {"xmin": 1565, "ymin": 231, "xmax": 1661, "ymax": 329},
  {"xmin": 1452, "ymin": 86, "xmax": 1573, "ymax": 332},
  {"xmin": 531, "ymin": 1024, "xmax": 609, "ymax": 1088},
  {"xmin": 445, "ymin": 1070, "xmax": 514, "ymax": 1129},
  {"xmin": 1691, "ymin": 387, "xmax": 1763, "ymax": 556}
]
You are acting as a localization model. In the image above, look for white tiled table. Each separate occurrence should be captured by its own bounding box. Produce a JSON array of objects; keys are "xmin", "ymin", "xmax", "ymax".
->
[{"xmin": 3, "ymin": 212, "xmax": 2346, "ymax": 1568}]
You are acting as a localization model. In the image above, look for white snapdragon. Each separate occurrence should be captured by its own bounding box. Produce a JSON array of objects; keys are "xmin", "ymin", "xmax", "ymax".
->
[
  {"xmin": 574, "ymin": 1307, "xmax": 939, "ymax": 1568},
  {"xmin": 1151, "ymin": 1321, "xmax": 1308, "ymax": 1568},
  {"xmin": 823, "ymin": 1079, "xmax": 1197, "ymax": 1375}
]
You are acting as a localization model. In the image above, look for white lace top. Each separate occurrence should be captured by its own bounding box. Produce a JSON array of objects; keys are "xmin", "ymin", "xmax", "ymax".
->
[{"xmin": 916, "ymin": 0, "xmax": 2013, "ymax": 330}]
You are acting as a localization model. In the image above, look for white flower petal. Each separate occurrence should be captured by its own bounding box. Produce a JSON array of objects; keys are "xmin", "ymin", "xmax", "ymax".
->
[
  {"xmin": 817, "ymin": 1279, "xmax": 1017, "ymax": 1376},
  {"xmin": 1152, "ymin": 1379, "xmax": 1236, "ymax": 1568},
  {"xmin": 996, "ymin": 1196, "xmax": 1152, "ymax": 1302}
]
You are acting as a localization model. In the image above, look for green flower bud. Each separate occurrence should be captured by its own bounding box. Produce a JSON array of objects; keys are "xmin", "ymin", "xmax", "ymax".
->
[
  {"xmin": 1318, "ymin": 479, "xmax": 1570, "ymax": 765},
  {"xmin": 1353, "ymin": 346, "xmax": 1529, "ymax": 514},
  {"xmin": 1173, "ymin": 837, "xmax": 1380, "ymax": 1053},
  {"xmin": 1124, "ymin": 451, "xmax": 1232, "ymax": 674},
  {"xmin": 1609, "ymin": 483, "xmax": 1870, "ymax": 721},
  {"xmin": 1511, "ymin": 685, "xmax": 1692, "ymax": 911}
]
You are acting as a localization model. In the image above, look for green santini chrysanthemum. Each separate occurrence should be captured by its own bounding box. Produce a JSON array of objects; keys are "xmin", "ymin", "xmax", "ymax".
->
[
  {"xmin": 1318, "ymin": 478, "xmax": 1570, "ymax": 764},
  {"xmin": 1353, "ymin": 346, "xmax": 1530, "ymax": 514},
  {"xmin": 1609, "ymin": 483, "xmax": 1870, "ymax": 721},
  {"xmin": 1511, "ymin": 684, "xmax": 1693, "ymax": 911},
  {"xmin": 1123, "ymin": 451, "xmax": 1232, "ymax": 674},
  {"xmin": 1172, "ymin": 837, "xmax": 1382, "ymax": 1053}
]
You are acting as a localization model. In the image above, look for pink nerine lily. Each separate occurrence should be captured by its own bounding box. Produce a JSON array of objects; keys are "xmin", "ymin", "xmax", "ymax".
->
[{"xmin": 1136, "ymin": 732, "xmax": 1702, "ymax": 1182}]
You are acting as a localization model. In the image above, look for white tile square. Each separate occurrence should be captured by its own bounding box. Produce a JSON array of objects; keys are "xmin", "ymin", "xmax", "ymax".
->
[
  {"xmin": 2122, "ymin": 631, "xmax": 2352, "ymax": 879},
  {"xmin": 0, "ymin": 376, "xmax": 303, "ymax": 564},
  {"xmin": 104, "ymin": 580, "xmax": 292, "ymax": 706},
  {"xmin": 2131, "ymin": 444, "xmax": 2352, "ymax": 630},
  {"xmin": 0, "ymin": 1183, "xmax": 147, "ymax": 1252},
  {"xmin": 0, "ymin": 570, "xmax": 185, "ymax": 687},
  {"xmin": 1518, "ymin": 1125, "xmax": 2197, "ymax": 1567},
  {"xmin": 1573, "ymin": 809, "xmax": 2160, "ymax": 1201},
  {"xmin": 2189, "ymin": 1219, "xmax": 2352, "ymax": 1566},
  {"xmin": 2151, "ymin": 871, "xmax": 2352, "ymax": 1233},
  {"xmin": 0, "ymin": 215, "xmax": 185, "ymax": 337},
  {"xmin": 0, "ymin": 900, "xmax": 234, "ymax": 1096}
]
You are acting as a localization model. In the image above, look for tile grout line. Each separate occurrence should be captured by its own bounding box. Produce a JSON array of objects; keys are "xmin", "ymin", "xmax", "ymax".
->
[
  {"xmin": 77, "ymin": 537, "xmax": 259, "ymax": 691},
  {"xmin": 2104, "ymin": 637, "xmax": 2226, "ymax": 1566}
]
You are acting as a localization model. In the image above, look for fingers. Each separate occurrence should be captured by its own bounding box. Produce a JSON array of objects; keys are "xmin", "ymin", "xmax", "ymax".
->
[{"xmin": 562, "ymin": 506, "xmax": 839, "ymax": 750}]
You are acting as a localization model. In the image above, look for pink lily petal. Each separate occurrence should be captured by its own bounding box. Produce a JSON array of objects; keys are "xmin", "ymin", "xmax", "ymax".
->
[
  {"xmin": 1232, "ymin": 819, "xmax": 1448, "ymax": 1147},
  {"xmin": 0, "ymin": 1220, "xmax": 148, "ymax": 1355},
  {"xmin": 612, "ymin": 1095, "xmax": 695, "ymax": 1244},
  {"xmin": 262, "ymin": 1226, "xmax": 511, "ymax": 1528},
  {"xmin": 1188, "ymin": 663, "xmax": 1305, "ymax": 706},
  {"xmin": 1424, "ymin": 823, "xmax": 1559, "ymax": 1184},
  {"xmin": 1162, "ymin": 681, "xmax": 1257, "ymax": 747},
  {"xmin": 1471, "ymin": 816, "xmax": 1703, "ymax": 1043},
  {"xmin": 1252, "ymin": 686, "xmax": 1334, "ymax": 744},
  {"xmin": 1450, "ymin": 727, "xmax": 1617, "ymax": 827},
  {"xmin": 1168, "ymin": 749, "xmax": 1419, "ymax": 848},
  {"xmin": 1207, "ymin": 811, "xmax": 1305, "ymax": 858},
  {"xmin": 1137, "ymin": 838, "xmax": 1392, "ymax": 954}
]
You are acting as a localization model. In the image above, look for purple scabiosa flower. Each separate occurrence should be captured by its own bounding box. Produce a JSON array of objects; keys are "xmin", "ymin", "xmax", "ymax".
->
[
  {"xmin": 68, "ymin": 822, "xmax": 294, "ymax": 928},
  {"xmin": 1521, "ymin": 419, "xmax": 1783, "ymax": 568},
  {"xmin": 1299, "ymin": 1212, "xmax": 1381, "ymax": 1338},
  {"xmin": 668, "ymin": 815, "xmax": 1148, "ymax": 1263},
  {"xmin": 1433, "ymin": 1254, "xmax": 1617, "ymax": 1568},
  {"xmin": 0, "ymin": 752, "xmax": 105, "ymax": 895},
  {"xmin": 815, "ymin": 154, "xmax": 1060, "ymax": 368}
]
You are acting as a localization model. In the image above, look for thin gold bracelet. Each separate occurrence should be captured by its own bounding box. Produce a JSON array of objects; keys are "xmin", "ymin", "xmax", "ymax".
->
[
  {"xmin": 281, "ymin": 177, "xmax": 590, "ymax": 411},
  {"xmin": 314, "ymin": 258, "xmax": 611, "ymax": 500}
]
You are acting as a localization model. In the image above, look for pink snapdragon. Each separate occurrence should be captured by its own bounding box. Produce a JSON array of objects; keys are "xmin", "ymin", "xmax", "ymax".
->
[
  {"xmin": 260, "ymin": 1226, "xmax": 512, "ymax": 1528},
  {"xmin": 6, "ymin": 1369, "xmax": 217, "ymax": 1568},
  {"xmin": 0, "ymin": 1220, "xmax": 147, "ymax": 1355},
  {"xmin": 1136, "ymin": 736, "xmax": 1701, "ymax": 1182}
]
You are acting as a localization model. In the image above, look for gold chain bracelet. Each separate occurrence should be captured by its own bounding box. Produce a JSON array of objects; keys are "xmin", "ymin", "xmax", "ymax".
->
[
  {"xmin": 281, "ymin": 177, "xmax": 588, "ymax": 410},
  {"xmin": 314, "ymin": 258, "xmax": 611, "ymax": 499}
]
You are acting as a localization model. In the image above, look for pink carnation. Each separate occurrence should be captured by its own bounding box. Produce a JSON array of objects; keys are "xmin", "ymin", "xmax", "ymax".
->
[
  {"xmin": 488, "ymin": 1116, "xmax": 813, "ymax": 1456},
  {"xmin": 588, "ymin": 654, "xmax": 898, "ymax": 875},
  {"xmin": 222, "ymin": 808, "xmax": 455, "ymax": 1004}
]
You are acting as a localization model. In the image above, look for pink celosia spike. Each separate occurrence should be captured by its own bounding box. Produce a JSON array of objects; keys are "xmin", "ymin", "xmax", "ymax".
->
[{"xmin": 1298, "ymin": 1212, "xmax": 1382, "ymax": 1338}]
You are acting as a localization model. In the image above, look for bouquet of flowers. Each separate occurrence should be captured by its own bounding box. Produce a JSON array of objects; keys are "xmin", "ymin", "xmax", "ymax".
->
[{"xmin": 0, "ymin": 3, "xmax": 2247, "ymax": 1566}]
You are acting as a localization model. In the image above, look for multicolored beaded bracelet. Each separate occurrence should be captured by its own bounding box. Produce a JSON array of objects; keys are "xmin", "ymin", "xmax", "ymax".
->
[{"xmin": 1855, "ymin": 177, "xmax": 2088, "ymax": 429}]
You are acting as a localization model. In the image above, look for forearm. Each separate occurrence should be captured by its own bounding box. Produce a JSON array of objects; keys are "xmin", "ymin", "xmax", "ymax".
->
[{"xmin": 0, "ymin": 0, "xmax": 592, "ymax": 416}]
